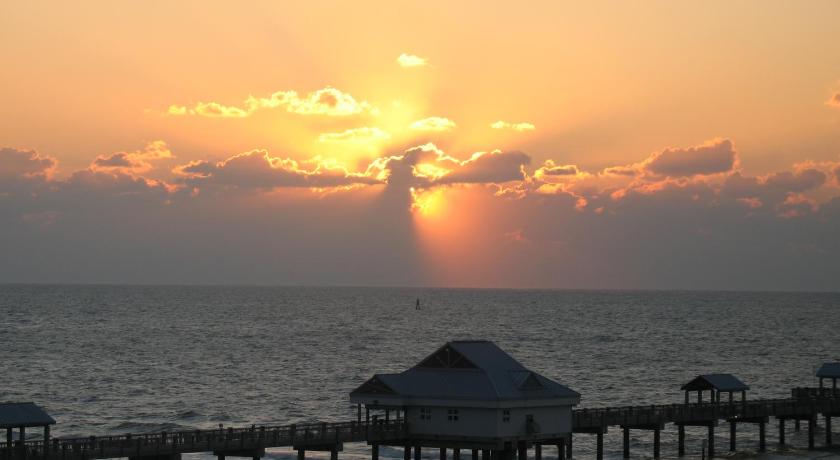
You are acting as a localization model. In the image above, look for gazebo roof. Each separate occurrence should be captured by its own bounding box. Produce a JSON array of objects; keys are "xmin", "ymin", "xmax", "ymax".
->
[
  {"xmin": 681, "ymin": 374, "xmax": 750, "ymax": 392},
  {"xmin": 816, "ymin": 362, "xmax": 840, "ymax": 378},
  {"xmin": 351, "ymin": 340, "xmax": 580, "ymax": 403},
  {"xmin": 0, "ymin": 403, "xmax": 56, "ymax": 429}
]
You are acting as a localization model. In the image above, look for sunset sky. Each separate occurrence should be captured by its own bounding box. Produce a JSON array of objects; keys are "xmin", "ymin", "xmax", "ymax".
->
[{"xmin": 3, "ymin": 1, "xmax": 840, "ymax": 289}]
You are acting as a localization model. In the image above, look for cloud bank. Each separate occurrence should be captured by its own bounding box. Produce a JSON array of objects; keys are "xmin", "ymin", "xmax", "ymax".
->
[{"xmin": 3, "ymin": 139, "xmax": 840, "ymax": 290}]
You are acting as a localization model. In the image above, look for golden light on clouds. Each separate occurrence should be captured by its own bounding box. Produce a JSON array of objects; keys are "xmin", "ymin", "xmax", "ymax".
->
[
  {"xmin": 397, "ymin": 53, "xmax": 428, "ymax": 68},
  {"xmin": 490, "ymin": 121, "xmax": 536, "ymax": 132},
  {"xmin": 410, "ymin": 187, "xmax": 445, "ymax": 217},
  {"xmin": 168, "ymin": 87, "xmax": 378, "ymax": 118},
  {"xmin": 409, "ymin": 117, "xmax": 456, "ymax": 132},
  {"xmin": 318, "ymin": 127, "xmax": 391, "ymax": 144}
]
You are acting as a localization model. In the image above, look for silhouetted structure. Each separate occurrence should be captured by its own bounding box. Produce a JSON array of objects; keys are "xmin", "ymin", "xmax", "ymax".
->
[
  {"xmin": 1, "ymin": 403, "xmax": 55, "ymax": 460},
  {"xmin": 4, "ymin": 354, "xmax": 840, "ymax": 460},
  {"xmin": 351, "ymin": 341, "xmax": 580, "ymax": 460}
]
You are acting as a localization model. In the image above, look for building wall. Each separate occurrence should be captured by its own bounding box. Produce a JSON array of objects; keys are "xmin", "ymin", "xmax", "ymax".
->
[{"xmin": 405, "ymin": 405, "xmax": 571, "ymax": 439}]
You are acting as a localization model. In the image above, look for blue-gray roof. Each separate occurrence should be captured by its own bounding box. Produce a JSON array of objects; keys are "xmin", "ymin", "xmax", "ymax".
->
[
  {"xmin": 351, "ymin": 341, "xmax": 580, "ymax": 401},
  {"xmin": 681, "ymin": 374, "xmax": 750, "ymax": 392},
  {"xmin": 817, "ymin": 363, "xmax": 840, "ymax": 378},
  {"xmin": 0, "ymin": 403, "xmax": 56, "ymax": 429}
]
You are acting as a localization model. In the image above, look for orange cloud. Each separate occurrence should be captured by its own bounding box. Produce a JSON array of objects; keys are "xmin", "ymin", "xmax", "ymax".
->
[
  {"xmin": 826, "ymin": 92, "xmax": 840, "ymax": 108},
  {"xmin": 0, "ymin": 147, "xmax": 57, "ymax": 180},
  {"xmin": 168, "ymin": 87, "xmax": 377, "ymax": 118},
  {"xmin": 174, "ymin": 150, "xmax": 380, "ymax": 189},
  {"xmin": 90, "ymin": 141, "xmax": 173, "ymax": 174},
  {"xmin": 641, "ymin": 138, "xmax": 738, "ymax": 177}
]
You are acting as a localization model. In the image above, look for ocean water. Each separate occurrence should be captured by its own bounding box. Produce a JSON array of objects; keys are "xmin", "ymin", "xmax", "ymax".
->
[{"xmin": 2, "ymin": 285, "xmax": 839, "ymax": 460}]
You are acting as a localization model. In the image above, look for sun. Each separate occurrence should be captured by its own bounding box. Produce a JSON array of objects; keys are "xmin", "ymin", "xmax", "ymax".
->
[{"xmin": 410, "ymin": 187, "xmax": 445, "ymax": 217}]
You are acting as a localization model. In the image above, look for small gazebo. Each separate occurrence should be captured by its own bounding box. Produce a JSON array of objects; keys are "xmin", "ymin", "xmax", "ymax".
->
[
  {"xmin": 1, "ymin": 403, "xmax": 56, "ymax": 450},
  {"xmin": 681, "ymin": 374, "xmax": 750, "ymax": 405},
  {"xmin": 817, "ymin": 362, "xmax": 840, "ymax": 393}
]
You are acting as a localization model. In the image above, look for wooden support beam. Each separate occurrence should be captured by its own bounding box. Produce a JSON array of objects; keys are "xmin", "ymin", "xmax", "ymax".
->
[
  {"xmin": 472, "ymin": 449, "xmax": 479, "ymax": 460},
  {"xmin": 565, "ymin": 436, "xmax": 572, "ymax": 460},
  {"xmin": 404, "ymin": 445, "xmax": 411, "ymax": 460},
  {"xmin": 372, "ymin": 444, "xmax": 379, "ymax": 460},
  {"xmin": 729, "ymin": 421, "xmax": 736, "ymax": 452},
  {"xmin": 678, "ymin": 425, "xmax": 685, "ymax": 457},
  {"xmin": 331, "ymin": 450, "xmax": 338, "ymax": 460},
  {"xmin": 516, "ymin": 443, "xmax": 525, "ymax": 460},
  {"xmin": 454, "ymin": 448, "xmax": 461, "ymax": 460},
  {"xmin": 808, "ymin": 417, "xmax": 815, "ymax": 450},
  {"xmin": 533, "ymin": 444, "xmax": 540, "ymax": 460},
  {"xmin": 416, "ymin": 447, "xmax": 423, "ymax": 460},
  {"xmin": 708, "ymin": 424, "xmax": 715, "ymax": 459},
  {"xmin": 622, "ymin": 427, "xmax": 630, "ymax": 459},
  {"xmin": 653, "ymin": 428, "xmax": 660, "ymax": 459},
  {"xmin": 759, "ymin": 420, "xmax": 766, "ymax": 452},
  {"xmin": 557, "ymin": 440, "xmax": 565, "ymax": 460},
  {"xmin": 298, "ymin": 449, "xmax": 305, "ymax": 460},
  {"xmin": 826, "ymin": 416, "xmax": 832, "ymax": 446},
  {"xmin": 596, "ymin": 432, "xmax": 603, "ymax": 460},
  {"xmin": 440, "ymin": 447, "xmax": 446, "ymax": 460},
  {"xmin": 795, "ymin": 419, "xmax": 800, "ymax": 431},
  {"xmin": 778, "ymin": 418, "xmax": 786, "ymax": 445},
  {"xmin": 481, "ymin": 449, "xmax": 489, "ymax": 460}
]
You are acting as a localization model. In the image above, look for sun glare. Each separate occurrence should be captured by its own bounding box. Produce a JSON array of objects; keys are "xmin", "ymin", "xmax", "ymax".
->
[{"xmin": 410, "ymin": 187, "xmax": 445, "ymax": 217}]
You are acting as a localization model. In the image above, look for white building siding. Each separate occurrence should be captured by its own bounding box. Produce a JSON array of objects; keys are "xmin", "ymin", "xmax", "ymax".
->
[{"xmin": 406, "ymin": 405, "xmax": 571, "ymax": 439}]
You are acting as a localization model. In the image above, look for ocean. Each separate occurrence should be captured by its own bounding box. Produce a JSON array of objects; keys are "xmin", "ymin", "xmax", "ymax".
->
[{"xmin": 2, "ymin": 285, "xmax": 839, "ymax": 459}]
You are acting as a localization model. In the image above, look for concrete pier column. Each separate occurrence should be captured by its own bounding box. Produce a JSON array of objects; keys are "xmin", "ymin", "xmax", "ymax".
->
[
  {"xmin": 759, "ymin": 420, "xmax": 766, "ymax": 452},
  {"xmin": 372, "ymin": 444, "xmax": 379, "ymax": 460},
  {"xmin": 778, "ymin": 419, "xmax": 785, "ymax": 446},
  {"xmin": 826, "ymin": 416, "xmax": 832, "ymax": 446},
  {"xmin": 297, "ymin": 449, "xmax": 306, "ymax": 460},
  {"xmin": 416, "ymin": 447, "xmax": 423, "ymax": 460},
  {"xmin": 453, "ymin": 448, "xmax": 461, "ymax": 460},
  {"xmin": 405, "ymin": 445, "xmax": 412, "ymax": 460},
  {"xmin": 729, "ymin": 421, "xmax": 736, "ymax": 452},
  {"xmin": 534, "ymin": 443, "xmax": 541, "ymax": 460},
  {"xmin": 653, "ymin": 428, "xmax": 661, "ymax": 459},
  {"xmin": 808, "ymin": 417, "xmax": 815, "ymax": 450},
  {"xmin": 516, "ymin": 443, "xmax": 526, "ymax": 460},
  {"xmin": 596, "ymin": 432, "xmax": 603, "ymax": 460},
  {"xmin": 622, "ymin": 427, "xmax": 630, "ymax": 459},
  {"xmin": 439, "ymin": 447, "xmax": 446, "ymax": 460},
  {"xmin": 708, "ymin": 425, "xmax": 715, "ymax": 458},
  {"xmin": 677, "ymin": 425, "xmax": 685, "ymax": 457}
]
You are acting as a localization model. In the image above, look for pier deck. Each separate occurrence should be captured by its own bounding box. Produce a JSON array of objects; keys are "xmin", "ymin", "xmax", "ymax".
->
[{"xmin": 4, "ymin": 388, "xmax": 839, "ymax": 460}]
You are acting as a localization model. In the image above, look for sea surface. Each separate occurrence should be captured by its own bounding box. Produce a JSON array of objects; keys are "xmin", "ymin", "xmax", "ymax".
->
[{"xmin": 2, "ymin": 285, "xmax": 839, "ymax": 460}]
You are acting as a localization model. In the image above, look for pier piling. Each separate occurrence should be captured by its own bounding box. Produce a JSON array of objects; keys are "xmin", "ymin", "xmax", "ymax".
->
[
  {"xmin": 677, "ymin": 425, "xmax": 685, "ymax": 456},
  {"xmin": 707, "ymin": 425, "xmax": 715, "ymax": 458},
  {"xmin": 595, "ymin": 433, "xmax": 603, "ymax": 460},
  {"xmin": 729, "ymin": 421, "xmax": 736, "ymax": 452},
  {"xmin": 622, "ymin": 427, "xmax": 629, "ymax": 459},
  {"xmin": 778, "ymin": 419, "xmax": 785, "ymax": 446},
  {"xmin": 653, "ymin": 428, "xmax": 660, "ymax": 459}
]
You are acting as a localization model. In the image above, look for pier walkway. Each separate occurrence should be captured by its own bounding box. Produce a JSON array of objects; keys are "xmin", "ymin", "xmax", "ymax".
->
[{"xmin": 4, "ymin": 388, "xmax": 839, "ymax": 460}]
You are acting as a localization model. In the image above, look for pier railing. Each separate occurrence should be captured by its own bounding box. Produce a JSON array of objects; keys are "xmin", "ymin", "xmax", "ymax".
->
[
  {"xmin": 573, "ymin": 394, "xmax": 840, "ymax": 430},
  {"xmin": 4, "ymin": 420, "xmax": 408, "ymax": 460}
]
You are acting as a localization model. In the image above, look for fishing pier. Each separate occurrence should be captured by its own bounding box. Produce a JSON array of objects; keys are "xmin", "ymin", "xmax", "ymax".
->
[{"xmin": 3, "ymin": 346, "xmax": 839, "ymax": 460}]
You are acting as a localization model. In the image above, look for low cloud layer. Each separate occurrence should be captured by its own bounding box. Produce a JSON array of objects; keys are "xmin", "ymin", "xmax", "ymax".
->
[
  {"xmin": 167, "ymin": 87, "xmax": 377, "ymax": 118},
  {"xmin": 2, "ymin": 139, "xmax": 840, "ymax": 290}
]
